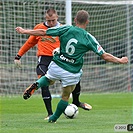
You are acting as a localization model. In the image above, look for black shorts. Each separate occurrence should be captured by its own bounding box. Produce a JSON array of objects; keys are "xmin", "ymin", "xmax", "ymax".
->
[{"xmin": 36, "ymin": 56, "xmax": 53, "ymax": 76}]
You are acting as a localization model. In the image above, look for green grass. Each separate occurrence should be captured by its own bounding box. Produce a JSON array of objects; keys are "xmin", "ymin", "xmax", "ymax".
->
[{"xmin": 1, "ymin": 93, "xmax": 133, "ymax": 133}]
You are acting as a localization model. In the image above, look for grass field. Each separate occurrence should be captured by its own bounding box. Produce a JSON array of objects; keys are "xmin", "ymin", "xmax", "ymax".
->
[{"xmin": 1, "ymin": 93, "xmax": 133, "ymax": 133}]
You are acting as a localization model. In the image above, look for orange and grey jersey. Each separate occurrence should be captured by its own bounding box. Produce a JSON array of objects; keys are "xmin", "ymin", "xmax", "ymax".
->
[{"xmin": 17, "ymin": 22, "xmax": 61, "ymax": 57}]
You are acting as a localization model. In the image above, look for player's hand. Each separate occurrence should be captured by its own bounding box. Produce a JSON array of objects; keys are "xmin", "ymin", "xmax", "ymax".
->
[
  {"xmin": 120, "ymin": 57, "xmax": 128, "ymax": 64},
  {"xmin": 15, "ymin": 27, "xmax": 25, "ymax": 34},
  {"xmin": 14, "ymin": 55, "xmax": 22, "ymax": 68},
  {"xmin": 52, "ymin": 47, "xmax": 60, "ymax": 56}
]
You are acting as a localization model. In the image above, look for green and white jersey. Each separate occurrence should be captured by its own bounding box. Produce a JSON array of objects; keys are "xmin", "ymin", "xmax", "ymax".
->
[{"xmin": 46, "ymin": 25, "xmax": 105, "ymax": 73}]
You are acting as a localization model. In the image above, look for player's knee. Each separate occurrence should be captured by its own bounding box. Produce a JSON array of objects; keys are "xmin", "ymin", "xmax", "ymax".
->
[
  {"xmin": 61, "ymin": 91, "xmax": 71, "ymax": 101},
  {"xmin": 61, "ymin": 95, "xmax": 70, "ymax": 101}
]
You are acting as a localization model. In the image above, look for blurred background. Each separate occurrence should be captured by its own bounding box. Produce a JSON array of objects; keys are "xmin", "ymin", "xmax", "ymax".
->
[{"xmin": 0, "ymin": 0, "xmax": 133, "ymax": 95}]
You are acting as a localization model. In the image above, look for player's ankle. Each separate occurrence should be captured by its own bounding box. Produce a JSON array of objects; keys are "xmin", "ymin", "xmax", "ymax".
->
[{"xmin": 72, "ymin": 101, "xmax": 80, "ymax": 106}]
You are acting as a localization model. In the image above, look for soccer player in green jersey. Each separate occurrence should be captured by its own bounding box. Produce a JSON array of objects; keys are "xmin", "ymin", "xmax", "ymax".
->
[{"xmin": 15, "ymin": 10, "xmax": 128, "ymax": 123}]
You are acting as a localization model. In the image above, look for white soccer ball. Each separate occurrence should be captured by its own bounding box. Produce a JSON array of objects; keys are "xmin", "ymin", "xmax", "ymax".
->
[{"xmin": 64, "ymin": 104, "xmax": 79, "ymax": 119}]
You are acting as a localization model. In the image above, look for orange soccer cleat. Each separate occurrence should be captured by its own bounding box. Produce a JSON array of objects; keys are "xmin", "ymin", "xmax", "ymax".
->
[{"xmin": 23, "ymin": 83, "xmax": 38, "ymax": 100}]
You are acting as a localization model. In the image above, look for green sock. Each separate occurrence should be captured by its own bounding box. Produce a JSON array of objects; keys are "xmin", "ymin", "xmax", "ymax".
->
[
  {"xmin": 49, "ymin": 99, "xmax": 68, "ymax": 122},
  {"xmin": 36, "ymin": 76, "xmax": 50, "ymax": 88}
]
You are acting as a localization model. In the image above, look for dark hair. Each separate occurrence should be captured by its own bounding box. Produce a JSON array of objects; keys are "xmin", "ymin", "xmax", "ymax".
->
[{"xmin": 75, "ymin": 10, "xmax": 89, "ymax": 24}]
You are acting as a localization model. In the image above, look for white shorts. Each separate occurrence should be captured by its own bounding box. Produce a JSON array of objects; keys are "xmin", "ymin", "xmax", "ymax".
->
[{"xmin": 45, "ymin": 61, "xmax": 82, "ymax": 87}]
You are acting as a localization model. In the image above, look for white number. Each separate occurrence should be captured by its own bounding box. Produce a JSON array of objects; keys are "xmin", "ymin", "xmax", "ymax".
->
[{"xmin": 66, "ymin": 38, "xmax": 77, "ymax": 55}]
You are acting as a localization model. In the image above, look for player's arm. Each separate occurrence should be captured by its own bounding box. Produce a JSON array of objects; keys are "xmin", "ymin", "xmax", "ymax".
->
[
  {"xmin": 14, "ymin": 34, "xmax": 38, "ymax": 68},
  {"xmin": 87, "ymin": 34, "xmax": 128, "ymax": 64},
  {"xmin": 101, "ymin": 52, "xmax": 128, "ymax": 64},
  {"xmin": 15, "ymin": 27, "xmax": 46, "ymax": 36}
]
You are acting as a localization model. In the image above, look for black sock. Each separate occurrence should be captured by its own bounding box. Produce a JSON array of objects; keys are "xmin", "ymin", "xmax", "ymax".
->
[
  {"xmin": 43, "ymin": 98, "xmax": 53, "ymax": 115},
  {"xmin": 41, "ymin": 86, "xmax": 53, "ymax": 115},
  {"xmin": 72, "ymin": 81, "xmax": 81, "ymax": 106}
]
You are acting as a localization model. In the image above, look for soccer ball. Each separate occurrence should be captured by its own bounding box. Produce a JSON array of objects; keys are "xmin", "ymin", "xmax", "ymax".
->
[{"xmin": 64, "ymin": 104, "xmax": 79, "ymax": 119}]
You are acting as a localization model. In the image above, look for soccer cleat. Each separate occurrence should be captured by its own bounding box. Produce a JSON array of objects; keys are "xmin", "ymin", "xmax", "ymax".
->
[
  {"xmin": 44, "ymin": 115, "xmax": 53, "ymax": 120},
  {"xmin": 48, "ymin": 115, "xmax": 57, "ymax": 123},
  {"xmin": 48, "ymin": 120, "xmax": 56, "ymax": 123},
  {"xmin": 78, "ymin": 102, "xmax": 92, "ymax": 111},
  {"xmin": 23, "ymin": 83, "xmax": 38, "ymax": 100}
]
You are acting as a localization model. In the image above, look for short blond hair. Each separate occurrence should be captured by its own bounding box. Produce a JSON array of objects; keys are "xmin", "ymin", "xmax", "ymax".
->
[{"xmin": 46, "ymin": 8, "xmax": 57, "ymax": 17}]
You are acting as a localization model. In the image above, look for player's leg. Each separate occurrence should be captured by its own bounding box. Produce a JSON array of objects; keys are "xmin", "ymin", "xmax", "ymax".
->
[
  {"xmin": 41, "ymin": 86, "xmax": 53, "ymax": 119},
  {"xmin": 23, "ymin": 75, "xmax": 54, "ymax": 99},
  {"xmin": 23, "ymin": 57, "xmax": 54, "ymax": 100},
  {"xmin": 49, "ymin": 85, "xmax": 75, "ymax": 123},
  {"xmin": 72, "ymin": 81, "xmax": 81, "ymax": 106},
  {"xmin": 36, "ymin": 62, "xmax": 53, "ymax": 119},
  {"xmin": 44, "ymin": 61, "xmax": 83, "ymax": 122},
  {"xmin": 72, "ymin": 81, "xmax": 92, "ymax": 111}
]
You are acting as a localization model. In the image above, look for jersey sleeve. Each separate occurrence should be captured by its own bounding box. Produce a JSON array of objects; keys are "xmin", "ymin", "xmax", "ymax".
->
[
  {"xmin": 17, "ymin": 35, "xmax": 38, "ymax": 56},
  {"xmin": 86, "ymin": 33, "xmax": 105, "ymax": 56},
  {"xmin": 17, "ymin": 25, "xmax": 39, "ymax": 56},
  {"xmin": 46, "ymin": 25, "xmax": 71, "ymax": 37}
]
